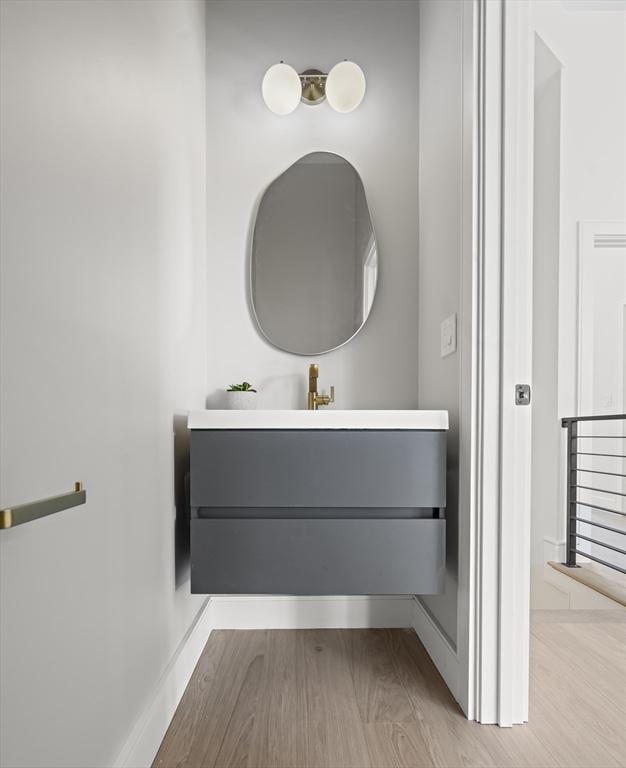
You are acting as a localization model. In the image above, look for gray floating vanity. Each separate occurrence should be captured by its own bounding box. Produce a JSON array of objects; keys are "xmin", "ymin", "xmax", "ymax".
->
[{"xmin": 188, "ymin": 410, "xmax": 447, "ymax": 595}]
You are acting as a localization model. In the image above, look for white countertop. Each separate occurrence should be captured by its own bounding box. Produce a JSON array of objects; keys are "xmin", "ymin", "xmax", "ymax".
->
[{"xmin": 188, "ymin": 409, "xmax": 448, "ymax": 430}]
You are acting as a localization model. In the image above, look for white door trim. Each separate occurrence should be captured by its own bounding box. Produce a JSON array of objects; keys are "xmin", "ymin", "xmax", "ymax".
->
[
  {"xmin": 453, "ymin": 0, "xmax": 480, "ymax": 722},
  {"xmin": 577, "ymin": 220, "xmax": 626, "ymax": 416},
  {"xmin": 472, "ymin": 0, "xmax": 504, "ymax": 725},
  {"xmin": 465, "ymin": 0, "xmax": 533, "ymax": 726},
  {"xmin": 499, "ymin": 0, "xmax": 534, "ymax": 726}
]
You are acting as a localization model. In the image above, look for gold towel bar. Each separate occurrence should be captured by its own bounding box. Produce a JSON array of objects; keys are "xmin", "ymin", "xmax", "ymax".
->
[{"xmin": 0, "ymin": 482, "xmax": 86, "ymax": 530}]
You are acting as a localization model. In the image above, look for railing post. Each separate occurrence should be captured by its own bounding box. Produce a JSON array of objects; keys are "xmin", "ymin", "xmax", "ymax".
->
[{"xmin": 565, "ymin": 419, "xmax": 578, "ymax": 567}]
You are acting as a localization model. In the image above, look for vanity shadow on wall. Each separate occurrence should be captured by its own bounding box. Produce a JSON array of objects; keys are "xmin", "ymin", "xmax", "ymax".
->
[{"xmin": 190, "ymin": 151, "xmax": 447, "ymax": 595}]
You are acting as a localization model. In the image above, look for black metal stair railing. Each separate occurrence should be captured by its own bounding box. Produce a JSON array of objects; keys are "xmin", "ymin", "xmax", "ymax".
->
[{"xmin": 562, "ymin": 414, "xmax": 626, "ymax": 574}]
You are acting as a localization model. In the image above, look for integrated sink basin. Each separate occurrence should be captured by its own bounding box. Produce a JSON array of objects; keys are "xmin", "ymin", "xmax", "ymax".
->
[
  {"xmin": 188, "ymin": 409, "xmax": 448, "ymax": 430},
  {"xmin": 188, "ymin": 409, "xmax": 448, "ymax": 595}
]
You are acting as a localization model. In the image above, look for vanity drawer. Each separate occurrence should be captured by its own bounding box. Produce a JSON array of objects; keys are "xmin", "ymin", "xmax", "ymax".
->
[
  {"xmin": 190, "ymin": 518, "xmax": 445, "ymax": 595},
  {"xmin": 190, "ymin": 429, "xmax": 446, "ymax": 509}
]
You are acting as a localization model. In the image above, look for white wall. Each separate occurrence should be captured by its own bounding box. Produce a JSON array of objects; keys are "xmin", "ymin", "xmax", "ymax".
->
[
  {"xmin": 528, "ymin": 0, "xmax": 626, "ymax": 580},
  {"xmin": 417, "ymin": 0, "xmax": 467, "ymax": 646},
  {"xmin": 532, "ymin": 1, "xmax": 626, "ymax": 419},
  {"xmin": 576, "ymin": 226, "xmax": 626, "ymax": 571},
  {"xmin": 205, "ymin": 0, "xmax": 420, "ymax": 409},
  {"xmin": 531, "ymin": 38, "xmax": 562, "ymax": 567},
  {"xmin": 0, "ymin": 1, "xmax": 207, "ymax": 766}
]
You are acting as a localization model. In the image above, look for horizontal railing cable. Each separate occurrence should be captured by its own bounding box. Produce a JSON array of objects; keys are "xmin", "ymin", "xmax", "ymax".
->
[
  {"xmin": 573, "ymin": 451, "xmax": 626, "ymax": 458},
  {"xmin": 573, "ymin": 517, "xmax": 626, "ymax": 535},
  {"xmin": 572, "ymin": 549, "xmax": 626, "ymax": 575},
  {"xmin": 572, "ymin": 531, "xmax": 626, "ymax": 556},
  {"xmin": 576, "ymin": 468, "xmax": 626, "ymax": 478},
  {"xmin": 573, "ymin": 501, "xmax": 625, "ymax": 517},
  {"xmin": 562, "ymin": 414, "xmax": 626, "ymax": 573}
]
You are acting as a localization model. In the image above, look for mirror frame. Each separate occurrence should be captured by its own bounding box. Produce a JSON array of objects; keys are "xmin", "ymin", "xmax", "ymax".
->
[{"xmin": 249, "ymin": 151, "xmax": 378, "ymax": 356}]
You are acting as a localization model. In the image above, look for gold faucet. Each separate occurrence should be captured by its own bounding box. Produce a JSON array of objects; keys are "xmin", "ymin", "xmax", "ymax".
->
[{"xmin": 307, "ymin": 363, "xmax": 335, "ymax": 410}]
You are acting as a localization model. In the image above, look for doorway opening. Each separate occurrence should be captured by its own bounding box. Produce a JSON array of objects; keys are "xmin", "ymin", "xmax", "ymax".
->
[{"xmin": 529, "ymin": 34, "xmax": 626, "ymax": 611}]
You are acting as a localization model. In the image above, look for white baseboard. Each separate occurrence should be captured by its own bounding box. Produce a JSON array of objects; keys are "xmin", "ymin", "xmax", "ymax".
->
[
  {"xmin": 210, "ymin": 594, "xmax": 414, "ymax": 629},
  {"xmin": 114, "ymin": 598, "xmax": 213, "ymax": 768},
  {"xmin": 543, "ymin": 537, "xmax": 566, "ymax": 563},
  {"xmin": 412, "ymin": 597, "xmax": 461, "ymax": 705},
  {"xmin": 112, "ymin": 595, "xmax": 465, "ymax": 768}
]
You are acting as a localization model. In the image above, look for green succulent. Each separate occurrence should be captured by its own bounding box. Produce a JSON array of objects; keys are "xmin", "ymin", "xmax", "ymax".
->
[{"xmin": 227, "ymin": 381, "xmax": 257, "ymax": 393}]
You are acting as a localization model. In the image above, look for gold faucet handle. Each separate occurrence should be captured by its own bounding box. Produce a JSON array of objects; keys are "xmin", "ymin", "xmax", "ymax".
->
[{"xmin": 329, "ymin": 386, "xmax": 335, "ymax": 403}]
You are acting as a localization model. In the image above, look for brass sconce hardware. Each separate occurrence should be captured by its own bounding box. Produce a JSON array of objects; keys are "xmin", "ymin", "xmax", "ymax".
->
[
  {"xmin": 300, "ymin": 69, "xmax": 327, "ymax": 105},
  {"xmin": 262, "ymin": 60, "xmax": 366, "ymax": 115}
]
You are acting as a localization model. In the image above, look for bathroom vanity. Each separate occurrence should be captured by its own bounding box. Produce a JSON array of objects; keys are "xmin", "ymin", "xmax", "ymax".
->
[
  {"xmin": 188, "ymin": 410, "xmax": 447, "ymax": 595},
  {"xmin": 188, "ymin": 152, "xmax": 448, "ymax": 596}
]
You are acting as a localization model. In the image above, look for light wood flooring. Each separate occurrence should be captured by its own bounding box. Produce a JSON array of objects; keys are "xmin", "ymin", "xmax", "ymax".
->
[{"xmin": 153, "ymin": 610, "xmax": 626, "ymax": 768}]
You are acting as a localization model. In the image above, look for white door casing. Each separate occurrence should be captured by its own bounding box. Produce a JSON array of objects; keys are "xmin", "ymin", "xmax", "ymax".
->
[
  {"xmin": 577, "ymin": 222, "xmax": 626, "ymax": 417},
  {"xmin": 464, "ymin": 0, "xmax": 534, "ymax": 726},
  {"xmin": 575, "ymin": 222, "xmax": 626, "ymax": 571}
]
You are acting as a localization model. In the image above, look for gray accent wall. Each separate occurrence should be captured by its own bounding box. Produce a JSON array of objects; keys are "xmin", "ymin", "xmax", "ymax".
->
[
  {"xmin": 205, "ymin": 0, "xmax": 420, "ymax": 409},
  {"xmin": 417, "ymin": 0, "xmax": 469, "ymax": 647},
  {"xmin": 531, "ymin": 39, "xmax": 562, "ymax": 568}
]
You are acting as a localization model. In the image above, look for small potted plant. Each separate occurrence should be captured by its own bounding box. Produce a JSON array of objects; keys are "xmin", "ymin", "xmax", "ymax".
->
[{"xmin": 225, "ymin": 381, "xmax": 258, "ymax": 410}]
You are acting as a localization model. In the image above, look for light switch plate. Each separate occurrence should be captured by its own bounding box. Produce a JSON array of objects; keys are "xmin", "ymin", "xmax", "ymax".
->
[{"xmin": 441, "ymin": 313, "xmax": 457, "ymax": 358}]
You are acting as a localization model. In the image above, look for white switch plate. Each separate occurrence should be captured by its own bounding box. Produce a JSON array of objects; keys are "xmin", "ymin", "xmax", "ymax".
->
[{"xmin": 441, "ymin": 313, "xmax": 457, "ymax": 358}]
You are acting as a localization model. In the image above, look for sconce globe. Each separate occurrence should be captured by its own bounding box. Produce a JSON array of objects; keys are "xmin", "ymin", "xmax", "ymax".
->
[
  {"xmin": 262, "ymin": 62, "xmax": 301, "ymax": 115},
  {"xmin": 325, "ymin": 61, "xmax": 366, "ymax": 113}
]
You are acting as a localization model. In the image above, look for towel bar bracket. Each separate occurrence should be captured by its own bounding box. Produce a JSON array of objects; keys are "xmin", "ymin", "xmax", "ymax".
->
[{"xmin": 0, "ymin": 482, "xmax": 86, "ymax": 530}]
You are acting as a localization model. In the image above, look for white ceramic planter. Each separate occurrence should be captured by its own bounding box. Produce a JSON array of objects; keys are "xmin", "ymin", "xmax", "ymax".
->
[{"xmin": 224, "ymin": 391, "xmax": 259, "ymax": 410}]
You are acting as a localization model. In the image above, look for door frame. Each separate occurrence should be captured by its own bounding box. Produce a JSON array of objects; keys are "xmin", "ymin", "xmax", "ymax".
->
[{"xmin": 461, "ymin": 0, "xmax": 534, "ymax": 725}]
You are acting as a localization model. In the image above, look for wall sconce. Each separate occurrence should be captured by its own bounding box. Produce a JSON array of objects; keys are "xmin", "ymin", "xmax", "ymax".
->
[{"xmin": 262, "ymin": 61, "xmax": 366, "ymax": 115}]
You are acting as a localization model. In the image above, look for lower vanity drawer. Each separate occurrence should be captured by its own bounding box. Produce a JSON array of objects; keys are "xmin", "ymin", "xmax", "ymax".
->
[{"xmin": 190, "ymin": 518, "xmax": 445, "ymax": 595}]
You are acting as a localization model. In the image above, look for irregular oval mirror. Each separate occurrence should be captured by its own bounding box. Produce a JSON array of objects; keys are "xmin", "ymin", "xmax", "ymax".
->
[{"xmin": 251, "ymin": 152, "xmax": 377, "ymax": 355}]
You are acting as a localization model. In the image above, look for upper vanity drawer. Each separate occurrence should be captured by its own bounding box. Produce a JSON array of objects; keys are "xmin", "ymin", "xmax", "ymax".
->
[{"xmin": 190, "ymin": 429, "xmax": 446, "ymax": 508}]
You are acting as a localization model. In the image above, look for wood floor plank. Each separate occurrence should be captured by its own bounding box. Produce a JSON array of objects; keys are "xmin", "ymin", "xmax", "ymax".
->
[
  {"xmin": 347, "ymin": 628, "xmax": 415, "ymax": 724},
  {"xmin": 184, "ymin": 630, "xmax": 268, "ymax": 768},
  {"xmin": 153, "ymin": 617, "xmax": 626, "ymax": 768},
  {"xmin": 598, "ymin": 619, "xmax": 626, "ymax": 645},
  {"xmin": 562, "ymin": 618, "xmax": 626, "ymax": 669},
  {"xmin": 212, "ymin": 631, "xmax": 268, "ymax": 768},
  {"xmin": 295, "ymin": 629, "xmax": 372, "ymax": 768},
  {"xmin": 247, "ymin": 630, "xmax": 298, "ymax": 768},
  {"xmin": 535, "ymin": 621, "xmax": 626, "ymax": 710},
  {"xmin": 477, "ymin": 723, "xmax": 559, "ymax": 768},
  {"xmin": 386, "ymin": 629, "xmax": 501, "ymax": 768},
  {"xmin": 528, "ymin": 632, "xmax": 626, "ymax": 768},
  {"xmin": 528, "ymin": 638, "xmax": 622, "ymax": 768},
  {"xmin": 363, "ymin": 722, "xmax": 435, "ymax": 768}
]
